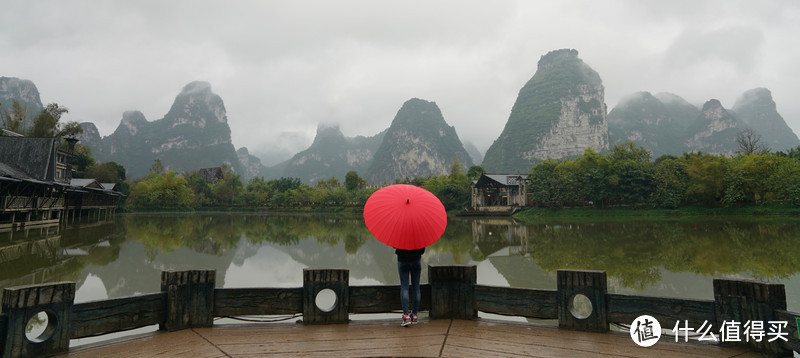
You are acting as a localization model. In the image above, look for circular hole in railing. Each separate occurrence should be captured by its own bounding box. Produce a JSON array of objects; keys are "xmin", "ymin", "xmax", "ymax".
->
[
  {"xmin": 25, "ymin": 310, "xmax": 58, "ymax": 343},
  {"xmin": 569, "ymin": 293, "xmax": 593, "ymax": 320},
  {"xmin": 315, "ymin": 288, "xmax": 338, "ymax": 313}
]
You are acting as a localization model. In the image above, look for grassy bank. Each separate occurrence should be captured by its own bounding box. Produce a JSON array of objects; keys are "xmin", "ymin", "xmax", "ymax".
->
[{"xmin": 514, "ymin": 203, "xmax": 800, "ymax": 223}]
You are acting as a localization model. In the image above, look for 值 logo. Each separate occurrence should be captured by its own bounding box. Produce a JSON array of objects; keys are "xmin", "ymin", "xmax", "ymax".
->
[{"xmin": 630, "ymin": 315, "xmax": 662, "ymax": 347}]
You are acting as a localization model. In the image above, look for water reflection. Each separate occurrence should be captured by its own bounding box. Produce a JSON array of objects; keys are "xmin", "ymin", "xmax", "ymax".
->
[{"xmin": 1, "ymin": 213, "xmax": 799, "ymax": 312}]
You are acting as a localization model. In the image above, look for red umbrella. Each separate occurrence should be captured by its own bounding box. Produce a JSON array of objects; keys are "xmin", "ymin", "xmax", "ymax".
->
[{"xmin": 363, "ymin": 184, "xmax": 447, "ymax": 250}]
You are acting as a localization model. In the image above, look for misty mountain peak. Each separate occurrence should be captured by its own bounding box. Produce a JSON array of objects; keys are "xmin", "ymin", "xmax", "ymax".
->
[
  {"xmin": 0, "ymin": 76, "xmax": 43, "ymax": 123},
  {"xmin": 537, "ymin": 49, "xmax": 579, "ymax": 70},
  {"xmin": 733, "ymin": 87, "xmax": 799, "ymax": 151},
  {"xmin": 0, "ymin": 77, "xmax": 40, "ymax": 104},
  {"xmin": 392, "ymin": 98, "xmax": 446, "ymax": 129},
  {"xmin": 367, "ymin": 98, "xmax": 473, "ymax": 183},
  {"xmin": 165, "ymin": 81, "xmax": 227, "ymax": 128},
  {"xmin": 733, "ymin": 88, "xmax": 773, "ymax": 113},
  {"xmin": 119, "ymin": 110, "xmax": 148, "ymax": 136},
  {"xmin": 314, "ymin": 123, "xmax": 346, "ymax": 142},
  {"xmin": 76, "ymin": 122, "xmax": 102, "ymax": 149},
  {"xmin": 483, "ymin": 48, "xmax": 607, "ymax": 173}
]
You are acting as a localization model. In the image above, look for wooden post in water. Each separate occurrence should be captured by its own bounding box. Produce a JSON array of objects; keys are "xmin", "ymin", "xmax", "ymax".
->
[
  {"xmin": 428, "ymin": 265, "xmax": 477, "ymax": 320},
  {"xmin": 557, "ymin": 270, "xmax": 608, "ymax": 332},
  {"xmin": 302, "ymin": 269, "xmax": 349, "ymax": 325},
  {"xmin": 160, "ymin": 270, "xmax": 215, "ymax": 332},
  {"xmin": 713, "ymin": 279, "xmax": 790, "ymax": 356},
  {"xmin": 1, "ymin": 282, "xmax": 75, "ymax": 358}
]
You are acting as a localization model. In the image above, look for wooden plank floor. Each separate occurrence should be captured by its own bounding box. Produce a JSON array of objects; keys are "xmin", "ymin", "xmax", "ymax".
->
[{"xmin": 60, "ymin": 319, "xmax": 768, "ymax": 357}]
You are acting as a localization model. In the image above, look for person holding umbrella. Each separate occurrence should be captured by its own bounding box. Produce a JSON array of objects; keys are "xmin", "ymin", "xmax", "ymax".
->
[{"xmin": 363, "ymin": 184, "xmax": 447, "ymax": 327}]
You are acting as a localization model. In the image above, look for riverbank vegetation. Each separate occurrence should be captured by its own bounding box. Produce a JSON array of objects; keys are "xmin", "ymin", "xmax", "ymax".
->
[
  {"xmin": 527, "ymin": 142, "xmax": 800, "ymax": 209},
  {"xmin": 125, "ymin": 159, "xmax": 472, "ymax": 211},
  {"xmin": 123, "ymin": 142, "xmax": 800, "ymax": 216}
]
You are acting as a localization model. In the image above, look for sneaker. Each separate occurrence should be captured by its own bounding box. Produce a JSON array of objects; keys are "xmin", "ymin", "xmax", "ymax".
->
[
  {"xmin": 401, "ymin": 314, "xmax": 412, "ymax": 327},
  {"xmin": 411, "ymin": 314, "xmax": 418, "ymax": 324}
]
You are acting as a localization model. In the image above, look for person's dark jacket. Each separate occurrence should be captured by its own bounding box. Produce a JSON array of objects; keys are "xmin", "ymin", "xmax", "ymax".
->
[{"xmin": 395, "ymin": 248, "xmax": 425, "ymax": 262}]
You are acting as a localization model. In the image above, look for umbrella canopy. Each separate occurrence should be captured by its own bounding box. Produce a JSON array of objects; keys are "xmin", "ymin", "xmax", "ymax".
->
[{"xmin": 363, "ymin": 184, "xmax": 447, "ymax": 250}]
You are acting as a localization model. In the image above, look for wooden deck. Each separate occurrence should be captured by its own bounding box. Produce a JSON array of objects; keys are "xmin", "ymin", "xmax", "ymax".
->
[{"xmin": 58, "ymin": 318, "xmax": 767, "ymax": 358}]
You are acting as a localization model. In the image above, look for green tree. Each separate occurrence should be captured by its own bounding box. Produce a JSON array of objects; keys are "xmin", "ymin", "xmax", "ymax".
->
[
  {"xmin": 71, "ymin": 144, "xmax": 95, "ymax": 178},
  {"xmin": 150, "ymin": 159, "xmax": 165, "ymax": 175},
  {"xmin": 183, "ymin": 170, "xmax": 213, "ymax": 207},
  {"xmin": 466, "ymin": 165, "xmax": 486, "ymax": 181},
  {"xmin": 685, "ymin": 153, "xmax": 729, "ymax": 205},
  {"xmin": 85, "ymin": 162, "xmax": 122, "ymax": 183},
  {"xmin": 244, "ymin": 177, "xmax": 270, "ymax": 207},
  {"xmin": 315, "ymin": 176, "xmax": 341, "ymax": 190},
  {"xmin": 1, "ymin": 99, "xmax": 26, "ymax": 134},
  {"xmin": 650, "ymin": 155, "xmax": 688, "ymax": 208},
  {"xmin": 575, "ymin": 148, "xmax": 610, "ymax": 205},
  {"xmin": 449, "ymin": 158, "xmax": 464, "ymax": 180},
  {"xmin": 528, "ymin": 159, "xmax": 561, "ymax": 206},
  {"xmin": 344, "ymin": 171, "xmax": 366, "ymax": 191},
  {"xmin": 210, "ymin": 166, "xmax": 244, "ymax": 206},
  {"xmin": 128, "ymin": 171, "xmax": 194, "ymax": 207},
  {"xmin": 30, "ymin": 103, "xmax": 81, "ymax": 138}
]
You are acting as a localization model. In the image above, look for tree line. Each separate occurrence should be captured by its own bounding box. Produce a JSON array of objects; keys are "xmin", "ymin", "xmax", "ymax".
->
[
  {"xmin": 125, "ymin": 139, "xmax": 800, "ymax": 211},
  {"xmin": 528, "ymin": 142, "xmax": 800, "ymax": 208},
  {"xmin": 125, "ymin": 159, "xmax": 478, "ymax": 211}
]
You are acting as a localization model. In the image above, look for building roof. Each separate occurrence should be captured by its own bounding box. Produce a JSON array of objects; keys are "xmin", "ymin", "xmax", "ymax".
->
[
  {"xmin": 70, "ymin": 178, "xmax": 105, "ymax": 190},
  {"xmin": 474, "ymin": 174, "xmax": 529, "ymax": 188},
  {"xmin": 100, "ymin": 183, "xmax": 117, "ymax": 190},
  {"xmin": 0, "ymin": 129, "xmax": 23, "ymax": 137},
  {"xmin": 0, "ymin": 137, "xmax": 56, "ymax": 181},
  {"xmin": 0, "ymin": 161, "xmax": 34, "ymax": 181}
]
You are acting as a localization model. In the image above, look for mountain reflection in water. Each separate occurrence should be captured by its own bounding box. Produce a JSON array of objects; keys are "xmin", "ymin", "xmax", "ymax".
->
[{"xmin": 1, "ymin": 213, "xmax": 798, "ymax": 312}]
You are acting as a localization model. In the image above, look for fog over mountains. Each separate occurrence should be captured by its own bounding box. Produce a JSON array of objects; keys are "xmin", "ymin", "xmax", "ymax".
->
[{"xmin": 2, "ymin": 48, "xmax": 798, "ymax": 183}]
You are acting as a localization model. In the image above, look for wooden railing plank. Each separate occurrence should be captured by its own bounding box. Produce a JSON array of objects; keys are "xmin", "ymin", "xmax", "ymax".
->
[
  {"xmin": 607, "ymin": 294, "xmax": 715, "ymax": 328},
  {"xmin": 349, "ymin": 285, "xmax": 431, "ymax": 314},
  {"xmin": 214, "ymin": 288, "xmax": 302, "ymax": 317},
  {"xmin": 476, "ymin": 285, "xmax": 557, "ymax": 319},
  {"xmin": 69, "ymin": 293, "xmax": 165, "ymax": 339}
]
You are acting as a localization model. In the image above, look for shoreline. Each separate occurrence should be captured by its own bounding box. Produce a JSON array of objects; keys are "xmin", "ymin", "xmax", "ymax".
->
[{"xmin": 513, "ymin": 204, "xmax": 800, "ymax": 223}]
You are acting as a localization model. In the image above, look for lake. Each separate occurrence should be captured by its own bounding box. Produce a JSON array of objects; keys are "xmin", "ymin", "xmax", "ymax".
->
[{"xmin": 2, "ymin": 212, "xmax": 799, "ymax": 344}]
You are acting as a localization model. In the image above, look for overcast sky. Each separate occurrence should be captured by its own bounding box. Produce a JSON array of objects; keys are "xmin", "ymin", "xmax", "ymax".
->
[{"xmin": 2, "ymin": 0, "xmax": 798, "ymax": 164}]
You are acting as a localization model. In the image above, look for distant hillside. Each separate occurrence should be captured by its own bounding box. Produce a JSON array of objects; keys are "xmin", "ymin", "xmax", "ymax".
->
[
  {"xmin": 608, "ymin": 92, "xmax": 698, "ymax": 157},
  {"xmin": 608, "ymin": 88, "xmax": 798, "ymax": 156},
  {"xmin": 88, "ymin": 81, "xmax": 242, "ymax": 178},
  {"xmin": 732, "ymin": 88, "xmax": 800, "ymax": 152},
  {"xmin": 281, "ymin": 124, "xmax": 385, "ymax": 184},
  {"xmin": 0, "ymin": 77, "xmax": 43, "ymax": 130},
  {"xmin": 366, "ymin": 98, "xmax": 473, "ymax": 184},
  {"xmin": 482, "ymin": 49, "xmax": 608, "ymax": 173}
]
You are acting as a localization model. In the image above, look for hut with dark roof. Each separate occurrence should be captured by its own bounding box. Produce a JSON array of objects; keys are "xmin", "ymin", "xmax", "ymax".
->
[{"xmin": 467, "ymin": 174, "xmax": 530, "ymax": 215}]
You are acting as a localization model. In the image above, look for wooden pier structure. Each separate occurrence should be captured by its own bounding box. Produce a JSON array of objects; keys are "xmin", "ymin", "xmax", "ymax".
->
[{"xmin": 0, "ymin": 267, "xmax": 797, "ymax": 357}]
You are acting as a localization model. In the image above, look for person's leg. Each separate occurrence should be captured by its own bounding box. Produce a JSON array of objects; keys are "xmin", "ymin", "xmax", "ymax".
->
[
  {"xmin": 398, "ymin": 261, "xmax": 410, "ymax": 315},
  {"xmin": 410, "ymin": 259, "xmax": 422, "ymax": 315}
]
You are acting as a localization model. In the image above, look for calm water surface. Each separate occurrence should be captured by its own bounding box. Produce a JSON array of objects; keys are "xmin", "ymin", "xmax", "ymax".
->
[{"xmin": 2, "ymin": 212, "xmax": 799, "ymax": 344}]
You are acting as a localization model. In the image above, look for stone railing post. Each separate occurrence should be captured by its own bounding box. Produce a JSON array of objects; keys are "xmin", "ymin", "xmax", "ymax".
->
[
  {"xmin": 428, "ymin": 265, "xmax": 477, "ymax": 320},
  {"xmin": 160, "ymin": 270, "xmax": 215, "ymax": 332},
  {"xmin": 713, "ymin": 279, "xmax": 791, "ymax": 356},
  {"xmin": 1, "ymin": 282, "xmax": 75, "ymax": 358},
  {"xmin": 303, "ymin": 269, "xmax": 349, "ymax": 324},
  {"xmin": 558, "ymin": 270, "xmax": 608, "ymax": 332}
]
